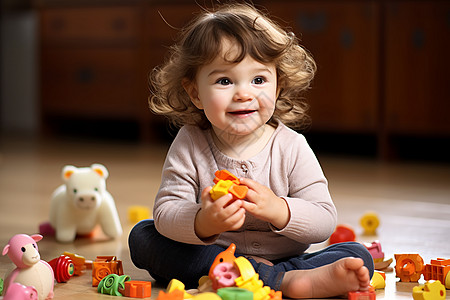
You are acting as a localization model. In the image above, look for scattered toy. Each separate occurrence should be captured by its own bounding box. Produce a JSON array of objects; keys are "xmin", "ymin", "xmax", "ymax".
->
[
  {"xmin": 329, "ymin": 224, "xmax": 356, "ymax": 245},
  {"xmin": 360, "ymin": 211, "xmax": 380, "ymax": 235},
  {"xmin": 122, "ymin": 281, "xmax": 152, "ymax": 298},
  {"xmin": 2, "ymin": 282, "xmax": 38, "ymax": 300},
  {"xmin": 97, "ymin": 274, "xmax": 130, "ymax": 296},
  {"xmin": 44, "ymin": 164, "xmax": 122, "ymax": 243},
  {"xmin": 48, "ymin": 255, "xmax": 74, "ymax": 283},
  {"xmin": 395, "ymin": 253, "xmax": 425, "ymax": 282},
  {"xmin": 2, "ymin": 234, "xmax": 54, "ymax": 300},
  {"xmin": 92, "ymin": 255, "xmax": 124, "ymax": 287},
  {"xmin": 128, "ymin": 206, "xmax": 151, "ymax": 224},
  {"xmin": 413, "ymin": 280, "xmax": 446, "ymax": 300}
]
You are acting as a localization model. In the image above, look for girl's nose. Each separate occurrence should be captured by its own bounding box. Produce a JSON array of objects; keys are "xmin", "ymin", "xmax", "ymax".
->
[{"xmin": 233, "ymin": 87, "xmax": 253, "ymax": 102}]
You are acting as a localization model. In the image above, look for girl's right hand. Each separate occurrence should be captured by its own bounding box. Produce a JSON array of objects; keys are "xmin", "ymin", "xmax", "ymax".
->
[{"xmin": 194, "ymin": 186, "xmax": 246, "ymax": 240}]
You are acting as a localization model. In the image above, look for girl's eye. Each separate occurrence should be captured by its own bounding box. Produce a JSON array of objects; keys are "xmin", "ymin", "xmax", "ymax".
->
[
  {"xmin": 252, "ymin": 77, "xmax": 265, "ymax": 84},
  {"xmin": 216, "ymin": 78, "xmax": 232, "ymax": 85}
]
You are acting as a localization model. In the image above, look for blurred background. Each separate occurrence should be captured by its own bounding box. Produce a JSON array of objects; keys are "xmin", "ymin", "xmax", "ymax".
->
[{"xmin": 1, "ymin": 0, "xmax": 450, "ymax": 161}]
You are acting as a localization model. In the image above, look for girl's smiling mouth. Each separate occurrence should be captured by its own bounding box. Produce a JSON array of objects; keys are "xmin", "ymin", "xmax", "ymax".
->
[{"xmin": 228, "ymin": 110, "xmax": 257, "ymax": 115}]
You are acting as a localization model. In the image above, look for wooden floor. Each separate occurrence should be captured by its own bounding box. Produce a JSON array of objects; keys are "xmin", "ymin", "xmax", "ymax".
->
[{"xmin": 1, "ymin": 133, "xmax": 449, "ymax": 299}]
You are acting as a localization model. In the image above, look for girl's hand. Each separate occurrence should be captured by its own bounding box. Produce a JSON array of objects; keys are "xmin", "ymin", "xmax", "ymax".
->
[
  {"xmin": 194, "ymin": 186, "xmax": 246, "ymax": 240},
  {"xmin": 239, "ymin": 178, "xmax": 290, "ymax": 230}
]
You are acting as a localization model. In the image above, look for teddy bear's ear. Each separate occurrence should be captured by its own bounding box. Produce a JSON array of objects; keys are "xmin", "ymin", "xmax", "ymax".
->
[
  {"xmin": 91, "ymin": 164, "xmax": 109, "ymax": 179},
  {"xmin": 62, "ymin": 165, "xmax": 77, "ymax": 181}
]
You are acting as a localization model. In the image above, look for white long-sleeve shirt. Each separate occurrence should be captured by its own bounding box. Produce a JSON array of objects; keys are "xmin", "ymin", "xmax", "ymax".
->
[{"xmin": 153, "ymin": 121, "xmax": 337, "ymax": 260}]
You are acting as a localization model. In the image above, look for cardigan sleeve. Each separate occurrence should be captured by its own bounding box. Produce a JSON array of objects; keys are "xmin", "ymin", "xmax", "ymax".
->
[
  {"xmin": 153, "ymin": 126, "xmax": 210, "ymax": 244},
  {"xmin": 270, "ymin": 132, "xmax": 337, "ymax": 244}
]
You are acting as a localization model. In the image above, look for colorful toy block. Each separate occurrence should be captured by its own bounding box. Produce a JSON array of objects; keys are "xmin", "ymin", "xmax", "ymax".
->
[
  {"xmin": 92, "ymin": 255, "xmax": 124, "ymax": 287},
  {"xmin": 395, "ymin": 254, "xmax": 425, "ymax": 282},
  {"xmin": 97, "ymin": 274, "xmax": 130, "ymax": 296},
  {"xmin": 121, "ymin": 281, "xmax": 152, "ymax": 298},
  {"xmin": 209, "ymin": 244, "xmax": 237, "ymax": 280},
  {"xmin": 63, "ymin": 251, "xmax": 88, "ymax": 276},
  {"xmin": 210, "ymin": 170, "xmax": 248, "ymax": 201},
  {"xmin": 371, "ymin": 271, "xmax": 386, "ymax": 289},
  {"xmin": 48, "ymin": 255, "xmax": 74, "ymax": 283},
  {"xmin": 128, "ymin": 206, "xmax": 151, "ymax": 224},
  {"xmin": 217, "ymin": 287, "xmax": 254, "ymax": 300},
  {"xmin": 360, "ymin": 211, "xmax": 380, "ymax": 235},
  {"xmin": 364, "ymin": 241, "xmax": 385, "ymax": 263},
  {"xmin": 192, "ymin": 292, "xmax": 222, "ymax": 299},
  {"xmin": 348, "ymin": 290, "xmax": 376, "ymax": 300},
  {"xmin": 329, "ymin": 224, "xmax": 356, "ymax": 245},
  {"xmin": 423, "ymin": 258, "xmax": 450, "ymax": 284},
  {"xmin": 413, "ymin": 280, "xmax": 446, "ymax": 300}
]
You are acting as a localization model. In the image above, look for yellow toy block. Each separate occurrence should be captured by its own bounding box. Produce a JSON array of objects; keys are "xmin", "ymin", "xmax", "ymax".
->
[
  {"xmin": 360, "ymin": 211, "xmax": 380, "ymax": 235},
  {"xmin": 210, "ymin": 180, "xmax": 234, "ymax": 201},
  {"xmin": 192, "ymin": 292, "xmax": 222, "ymax": 299},
  {"xmin": 166, "ymin": 279, "xmax": 193, "ymax": 298},
  {"xmin": 128, "ymin": 206, "xmax": 151, "ymax": 224},
  {"xmin": 370, "ymin": 271, "xmax": 386, "ymax": 289},
  {"xmin": 413, "ymin": 280, "xmax": 446, "ymax": 300},
  {"xmin": 234, "ymin": 256, "xmax": 257, "ymax": 281}
]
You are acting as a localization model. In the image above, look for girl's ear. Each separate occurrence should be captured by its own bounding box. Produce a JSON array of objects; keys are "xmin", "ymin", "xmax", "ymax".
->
[{"xmin": 182, "ymin": 78, "xmax": 203, "ymax": 109}]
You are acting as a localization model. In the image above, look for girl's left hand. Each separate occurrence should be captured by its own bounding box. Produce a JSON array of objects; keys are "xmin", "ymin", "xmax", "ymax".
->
[{"xmin": 239, "ymin": 178, "xmax": 290, "ymax": 230}]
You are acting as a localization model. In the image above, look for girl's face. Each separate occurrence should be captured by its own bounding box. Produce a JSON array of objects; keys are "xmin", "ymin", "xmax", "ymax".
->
[{"xmin": 186, "ymin": 40, "xmax": 279, "ymax": 137}]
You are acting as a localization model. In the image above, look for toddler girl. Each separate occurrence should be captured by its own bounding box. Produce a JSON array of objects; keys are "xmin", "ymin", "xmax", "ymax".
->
[{"xmin": 129, "ymin": 3, "xmax": 374, "ymax": 298}]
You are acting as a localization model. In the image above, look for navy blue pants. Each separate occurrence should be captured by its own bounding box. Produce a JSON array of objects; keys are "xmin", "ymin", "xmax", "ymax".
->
[{"xmin": 128, "ymin": 220, "xmax": 374, "ymax": 290}]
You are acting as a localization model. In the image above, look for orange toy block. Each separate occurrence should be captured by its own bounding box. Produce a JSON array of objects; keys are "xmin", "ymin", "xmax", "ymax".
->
[
  {"xmin": 92, "ymin": 256, "xmax": 124, "ymax": 287},
  {"xmin": 395, "ymin": 254, "xmax": 425, "ymax": 282},
  {"xmin": 213, "ymin": 170, "xmax": 240, "ymax": 184},
  {"xmin": 156, "ymin": 289, "xmax": 184, "ymax": 300},
  {"xmin": 348, "ymin": 290, "xmax": 376, "ymax": 300},
  {"xmin": 424, "ymin": 258, "xmax": 450, "ymax": 283},
  {"xmin": 121, "ymin": 281, "xmax": 152, "ymax": 298}
]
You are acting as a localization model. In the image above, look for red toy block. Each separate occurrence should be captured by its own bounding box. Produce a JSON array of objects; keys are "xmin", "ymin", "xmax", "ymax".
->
[
  {"xmin": 156, "ymin": 289, "xmax": 184, "ymax": 300},
  {"xmin": 394, "ymin": 254, "xmax": 424, "ymax": 282},
  {"xmin": 213, "ymin": 170, "xmax": 240, "ymax": 184},
  {"xmin": 329, "ymin": 224, "xmax": 356, "ymax": 245},
  {"xmin": 424, "ymin": 258, "xmax": 450, "ymax": 283},
  {"xmin": 92, "ymin": 256, "xmax": 124, "ymax": 287},
  {"xmin": 348, "ymin": 290, "xmax": 376, "ymax": 300},
  {"xmin": 121, "ymin": 281, "xmax": 152, "ymax": 298},
  {"xmin": 48, "ymin": 255, "xmax": 74, "ymax": 283}
]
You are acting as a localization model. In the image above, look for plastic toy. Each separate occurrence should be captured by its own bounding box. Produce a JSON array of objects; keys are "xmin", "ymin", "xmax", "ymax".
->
[
  {"xmin": 211, "ymin": 262, "xmax": 240, "ymax": 290},
  {"xmin": 62, "ymin": 251, "xmax": 89, "ymax": 276},
  {"xmin": 413, "ymin": 280, "xmax": 446, "ymax": 300},
  {"xmin": 156, "ymin": 289, "xmax": 184, "ymax": 300},
  {"xmin": 0, "ymin": 278, "xmax": 3, "ymax": 295},
  {"xmin": 233, "ymin": 256, "xmax": 282, "ymax": 300},
  {"xmin": 2, "ymin": 234, "xmax": 54, "ymax": 300},
  {"xmin": 329, "ymin": 224, "xmax": 356, "ymax": 245},
  {"xmin": 424, "ymin": 258, "xmax": 450, "ymax": 283},
  {"xmin": 121, "ymin": 281, "xmax": 152, "ymax": 298},
  {"xmin": 97, "ymin": 274, "xmax": 130, "ymax": 296},
  {"xmin": 360, "ymin": 211, "xmax": 380, "ymax": 235},
  {"xmin": 210, "ymin": 170, "xmax": 248, "ymax": 201},
  {"xmin": 2, "ymin": 282, "xmax": 38, "ymax": 300},
  {"xmin": 217, "ymin": 287, "xmax": 253, "ymax": 300},
  {"xmin": 46, "ymin": 164, "xmax": 122, "ymax": 243},
  {"xmin": 209, "ymin": 243, "xmax": 237, "ymax": 279},
  {"xmin": 348, "ymin": 290, "xmax": 376, "ymax": 300},
  {"xmin": 446, "ymin": 271, "xmax": 450, "ymax": 289},
  {"xmin": 364, "ymin": 241, "xmax": 384, "ymax": 263},
  {"xmin": 48, "ymin": 255, "xmax": 74, "ymax": 283},
  {"xmin": 128, "ymin": 205, "xmax": 151, "ymax": 224},
  {"xmin": 166, "ymin": 279, "xmax": 193, "ymax": 298},
  {"xmin": 370, "ymin": 271, "xmax": 386, "ymax": 289},
  {"xmin": 395, "ymin": 253, "xmax": 425, "ymax": 282},
  {"xmin": 92, "ymin": 255, "xmax": 124, "ymax": 287}
]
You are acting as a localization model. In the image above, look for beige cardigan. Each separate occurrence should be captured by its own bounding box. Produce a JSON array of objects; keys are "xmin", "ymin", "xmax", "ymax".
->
[{"xmin": 153, "ymin": 122, "xmax": 337, "ymax": 260}]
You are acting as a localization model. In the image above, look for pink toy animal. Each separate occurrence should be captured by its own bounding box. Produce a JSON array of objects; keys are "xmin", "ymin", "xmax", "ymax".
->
[
  {"xmin": 2, "ymin": 234, "xmax": 54, "ymax": 300},
  {"xmin": 3, "ymin": 283, "xmax": 38, "ymax": 300}
]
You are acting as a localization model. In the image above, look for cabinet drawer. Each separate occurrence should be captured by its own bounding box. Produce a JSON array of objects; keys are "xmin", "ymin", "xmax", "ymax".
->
[
  {"xmin": 41, "ymin": 48, "xmax": 140, "ymax": 118},
  {"xmin": 40, "ymin": 6, "xmax": 140, "ymax": 44}
]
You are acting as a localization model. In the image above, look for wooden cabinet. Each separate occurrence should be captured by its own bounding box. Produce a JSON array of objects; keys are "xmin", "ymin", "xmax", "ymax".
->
[
  {"xmin": 35, "ymin": 1, "xmax": 449, "ymax": 159},
  {"xmin": 384, "ymin": 1, "xmax": 450, "ymax": 136},
  {"xmin": 264, "ymin": 1, "xmax": 380, "ymax": 133}
]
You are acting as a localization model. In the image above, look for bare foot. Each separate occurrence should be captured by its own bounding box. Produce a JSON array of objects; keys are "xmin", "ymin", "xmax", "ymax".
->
[{"xmin": 281, "ymin": 257, "xmax": 370, "ymax": 299}]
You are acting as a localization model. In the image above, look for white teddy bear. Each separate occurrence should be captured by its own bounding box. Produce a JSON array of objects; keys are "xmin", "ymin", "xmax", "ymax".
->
[{"xmin": 49, "ymin": 163, "xmax": 122, "ymax": 243}]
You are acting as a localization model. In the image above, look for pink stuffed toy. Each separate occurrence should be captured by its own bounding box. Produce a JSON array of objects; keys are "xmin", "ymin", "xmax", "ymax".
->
[{"xmin": 2, "ymin": 234, "xmax": 54, "ymax": 300}]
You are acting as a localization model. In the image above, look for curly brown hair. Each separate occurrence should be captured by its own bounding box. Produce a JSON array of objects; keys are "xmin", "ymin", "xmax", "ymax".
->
[{"xmin": 149, "ymin": 3, "xmax": 316, "ymax": 130}]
